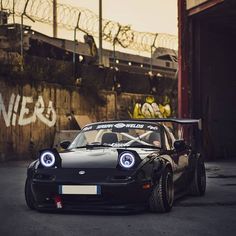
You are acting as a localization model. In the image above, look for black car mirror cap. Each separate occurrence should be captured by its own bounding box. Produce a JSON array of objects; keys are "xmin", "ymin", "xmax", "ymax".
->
[
  {"xmin": 60, "ymin": 140, "xmax": 71, "ymax": 149},
  {"xmin": 174, "ymin": 140, "xmax": 186, "ymax": 151}
]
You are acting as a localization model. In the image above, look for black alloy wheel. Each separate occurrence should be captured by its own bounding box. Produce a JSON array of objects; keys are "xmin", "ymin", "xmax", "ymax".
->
[
  {"xmin": 149, "ymin": 167, "xmax": 174, "ymax": 213},
  {"xmin": 190, "ymin": 156, "xmax": 206, "ymax": 196}
]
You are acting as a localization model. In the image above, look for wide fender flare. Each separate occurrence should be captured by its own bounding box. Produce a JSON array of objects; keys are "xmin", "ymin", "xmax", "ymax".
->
[
  {"xmin": 27, "ymin": 160, "xmax": 38, "ymax": 178},
  {"xmin": 152, "ymin": 158, "xmax": 173, "ymax": 183},
  {"xmin": 189, "ymin": 152, "xmax": 203, "ymax": 170}
]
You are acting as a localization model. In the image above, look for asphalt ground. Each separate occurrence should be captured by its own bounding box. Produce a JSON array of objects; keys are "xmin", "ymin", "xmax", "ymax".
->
[{"xmin": 0, "ymin": 161, "xmax": 236, "ymax": 236}]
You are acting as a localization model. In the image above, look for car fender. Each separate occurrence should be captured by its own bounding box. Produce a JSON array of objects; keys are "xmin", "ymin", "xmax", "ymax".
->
[
  {"xmin": 152, "ymin": 157, "xmax": 173, "ymax": 183},
  {"xmin": 27, "ymin": 160, "xmax": 38, "ymax": 178}
]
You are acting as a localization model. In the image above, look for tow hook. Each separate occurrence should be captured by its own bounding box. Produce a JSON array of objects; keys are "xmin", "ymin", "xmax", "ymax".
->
[{"xmin": 54, "ymin": 196, "xmax": 63, "ymax": 209}]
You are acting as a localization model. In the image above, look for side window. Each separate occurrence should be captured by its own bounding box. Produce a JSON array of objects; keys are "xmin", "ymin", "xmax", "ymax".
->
[
  {"xmin": 164, "ymin": 126, "xmax": 176, "ymax": 150},
  {"xmin": 163, "ymin": 131, "xmax": 171, "ymax": 150}
]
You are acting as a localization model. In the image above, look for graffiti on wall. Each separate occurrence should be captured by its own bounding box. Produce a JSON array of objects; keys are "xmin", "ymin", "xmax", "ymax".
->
[
  {"xmin": 0, "ymin": 93, "xmax": 57, "ymax": 127},
  {"xmin": 130, "ymin": 96, "xmax": 171, "ymax": 119}
]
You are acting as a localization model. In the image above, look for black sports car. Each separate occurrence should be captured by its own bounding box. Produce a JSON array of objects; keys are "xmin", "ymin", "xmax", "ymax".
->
[{"xmin": 25, "ymin": 119, "xmax": 206, "ymax": 213}]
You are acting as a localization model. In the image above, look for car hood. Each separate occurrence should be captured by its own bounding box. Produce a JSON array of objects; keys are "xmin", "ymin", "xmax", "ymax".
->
[{"xmin": 59, "ymin": 148, "xmax": 157, "ymax": 168}]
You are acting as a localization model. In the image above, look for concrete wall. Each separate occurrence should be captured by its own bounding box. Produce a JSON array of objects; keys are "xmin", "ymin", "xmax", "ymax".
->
[
  {"xmin": 0, "ymin": 79, "xmax": 98, "ymax": 161},
  {"xmin": 0, "ymin": 78, "xmax": 176, "ymax": 161}
]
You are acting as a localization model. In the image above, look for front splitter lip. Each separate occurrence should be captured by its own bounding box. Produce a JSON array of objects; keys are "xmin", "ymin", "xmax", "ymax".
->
[
  {"xmin": 32, "ymin": 178, "xmax": 136, "ymax": 186},
  {"xmin": 35, "ymin": 202, "xmax": 147, "ymax": 214}
]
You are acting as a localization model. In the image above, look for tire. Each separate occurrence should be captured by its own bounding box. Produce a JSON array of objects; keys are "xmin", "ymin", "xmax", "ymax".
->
[
  {"xmin": 25, "ymin": 178, "xmax": 36, "ymax": 210},
  {"xmin": 149, "ymin": 167, "xmax": 174, "ymax": 213},
  {"xmin": 190, "ymin": 156, "xmax": 206, "ymax": 196}
]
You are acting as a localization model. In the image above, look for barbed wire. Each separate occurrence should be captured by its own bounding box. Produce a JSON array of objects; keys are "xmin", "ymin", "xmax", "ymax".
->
[{"xmin": 1, "ymin": 0, "xmax": 178, "ymax": 52}]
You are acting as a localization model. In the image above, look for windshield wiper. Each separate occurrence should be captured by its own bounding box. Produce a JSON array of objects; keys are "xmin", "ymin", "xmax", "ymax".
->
[
  {"xmin": 129, "ymin": 144, "xmax": 161, "ymax": 149},
  {"xmin": 75, "ymin": 144, "xmax": 112, "ymax": 149}
]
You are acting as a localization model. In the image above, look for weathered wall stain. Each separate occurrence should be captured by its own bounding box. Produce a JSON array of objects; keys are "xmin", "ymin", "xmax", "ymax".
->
[{"xmin": 0, "ymin": 93, "xmax": 57, "ymax": 127}]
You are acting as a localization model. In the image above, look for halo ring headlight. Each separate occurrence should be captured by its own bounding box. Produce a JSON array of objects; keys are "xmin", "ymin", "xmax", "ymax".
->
[
  {"xmin": 119, "ymin": 152, "xmax": 135, "ymax": 168},
  {"xmin": 40, "ymin": 151, "xmax": 55, "ymax": 167}
]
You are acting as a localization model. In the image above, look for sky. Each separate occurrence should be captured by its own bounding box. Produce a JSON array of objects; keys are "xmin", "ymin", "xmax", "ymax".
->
[
  {"xmin": 60, "ymin": 0, "xmax": 178, "ymax": 35},
  {"xmin": 13, "ymin": 0, "xmax": 178, "ymax": 55}
]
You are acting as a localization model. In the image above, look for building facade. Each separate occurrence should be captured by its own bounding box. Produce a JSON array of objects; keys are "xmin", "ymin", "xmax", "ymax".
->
[{"xmin": 178, "ymin": 0, "xmax": 236, "ymax": 159}]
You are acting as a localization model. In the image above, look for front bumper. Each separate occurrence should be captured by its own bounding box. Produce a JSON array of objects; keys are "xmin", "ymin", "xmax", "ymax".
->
[{"xmin": 31, "ymin": 168, "xmax": 153, "ymax": 212}]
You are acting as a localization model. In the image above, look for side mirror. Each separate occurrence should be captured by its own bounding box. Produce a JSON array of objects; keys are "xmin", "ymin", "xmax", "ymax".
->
[
  {"xmin": 60, "ymin": 140, "xmax": 71, "ymax": 149},
  {"xmin": 174, "ymin": 140, "xmax": 186, "ymax": 152}
]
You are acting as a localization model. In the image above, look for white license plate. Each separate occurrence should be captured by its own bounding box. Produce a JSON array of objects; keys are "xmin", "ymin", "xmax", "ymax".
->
[{"xmin": 59, "ymin": 185, "xmax": 101, "ymax": 195}]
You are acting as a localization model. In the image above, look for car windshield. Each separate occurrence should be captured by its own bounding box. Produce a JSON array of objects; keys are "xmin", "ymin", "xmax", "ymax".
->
[{"xmin": 69, "ymin": 122, "xmax": 162, "ymax": 149}]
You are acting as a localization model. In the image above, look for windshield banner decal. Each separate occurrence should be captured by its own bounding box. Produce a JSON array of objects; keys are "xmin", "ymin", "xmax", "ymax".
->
[{"xmin": 83, "ymin": 123, "xmax": 159, "ymax": 131}]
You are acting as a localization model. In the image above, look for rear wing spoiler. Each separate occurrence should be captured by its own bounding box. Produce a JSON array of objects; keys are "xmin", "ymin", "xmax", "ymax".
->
[
  {"xmin": 132, "ymin": 118, "xmax": 202, "ymax": 131},
  {"xmin": 131, "ymin": 118, "xmax": 202, "ymax": 151}
]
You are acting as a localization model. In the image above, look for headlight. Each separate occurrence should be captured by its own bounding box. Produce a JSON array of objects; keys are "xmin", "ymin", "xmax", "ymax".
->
[
  {"xmin": 40, "ymin": 151, "xmax": 55, "ymax": 167},
  {"xmin": 119, "ymin": 152, "xmax": 135, "ymax": 168}
]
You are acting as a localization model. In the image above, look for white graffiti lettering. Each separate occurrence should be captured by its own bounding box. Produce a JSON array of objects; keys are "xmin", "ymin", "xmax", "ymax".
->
[
  {"xmin": 0, "ymin": 93, "xmax": 15, "ymax": 127},
  {"xmin": 12, "ymin": 95, "xmax": 21, "ymax": 126},
  {"xmin": 18, "ymin": 96, "xmax": 35, "ymax": 126},
  {"xmin": 0, "ymin": 93, "xmax": 57, "ymax": 127}
]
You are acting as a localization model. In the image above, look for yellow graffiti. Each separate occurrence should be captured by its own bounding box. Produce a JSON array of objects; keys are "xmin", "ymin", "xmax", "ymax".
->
[
  {"xmin": 132, "ymin": 96, "xmax": 171, "ymax": 119},
  {"xmin": 159, "ymin": 104, "xmax": 171, "ymax": 118}
]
